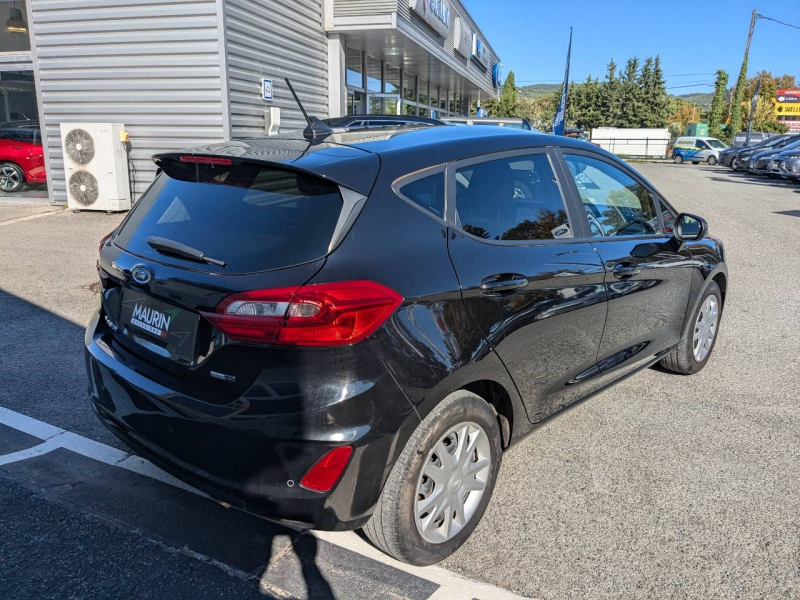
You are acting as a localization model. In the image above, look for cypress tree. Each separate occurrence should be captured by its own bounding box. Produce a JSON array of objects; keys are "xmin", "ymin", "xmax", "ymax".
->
[
  {"xmin": 708, "ymin": 70, "xmax": 729, "ymax": 138},
  {"xmin": 601, "ymin": 59, "xmax": 621, "ymax": 127},
  {"xmin": 649, "ymin": 56, "xmax": 669, "ymax": 127},
  {"xmin": 638, "ymin": 57, "xmax": 654, "ymax": 127},
  {"xmin": 496, "ymin": 71, "xmax": 518, "ymax": 117},
  {"xmin": 619, "ymin": 57, "xmax": 641, "ymax": 127}
]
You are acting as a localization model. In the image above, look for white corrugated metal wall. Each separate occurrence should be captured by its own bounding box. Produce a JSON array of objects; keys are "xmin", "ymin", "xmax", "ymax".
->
[
  {"xmin": 225, "ymin": 0, "xmax": 328, "ymax": 137},
  {"xmin": 29, "ymin": 0, "xmax": 226, "ymax": 203}
]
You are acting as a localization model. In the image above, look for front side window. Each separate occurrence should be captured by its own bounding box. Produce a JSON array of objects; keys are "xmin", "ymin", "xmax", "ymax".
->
[
  {"xmin": 565, "ymin": 154, "xmax": 660, "ymax": 237},
  {"xmin": 397, "ymin": 171, "xmax": 444, "ymax": 218},
  {"xmin": 659, "ymin": 199, "xmax": 676, "ymax": 233},
  {"xmin": 455, "ymin": 154, "xmax": 572, "ymax": 241},
  {"xmin": 695, "ymin": 140, "xmax": 709, "ymax": 149}
]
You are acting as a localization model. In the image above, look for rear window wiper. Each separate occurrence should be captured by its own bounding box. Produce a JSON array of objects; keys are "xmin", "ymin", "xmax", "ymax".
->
[{"xmin": 146, "ymin": 236, "xmax": 227, "ymax": 267}]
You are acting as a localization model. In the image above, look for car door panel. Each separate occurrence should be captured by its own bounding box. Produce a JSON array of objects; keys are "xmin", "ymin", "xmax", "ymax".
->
[
  {"xmin": 592, "ymin": 238, "xmax": 694, "ymax": 376},
  {"xmin": 446, "ymin": 149, "xmax": 609, "ymax": 423},
  {"xmin": 556, "ymin": 149, "xmax": 695, "ymax": 380}
]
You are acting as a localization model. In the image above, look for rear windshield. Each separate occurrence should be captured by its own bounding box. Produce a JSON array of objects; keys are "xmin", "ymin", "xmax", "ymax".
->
[{"xmin": 114, "ymin": 161, "xmax": 343, "ymax": 273}]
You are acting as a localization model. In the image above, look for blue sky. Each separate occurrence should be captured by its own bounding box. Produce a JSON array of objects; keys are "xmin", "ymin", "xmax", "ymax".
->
[{"xmin": 461, "ymin": 1, "xmax": 799, "ymax": 92}]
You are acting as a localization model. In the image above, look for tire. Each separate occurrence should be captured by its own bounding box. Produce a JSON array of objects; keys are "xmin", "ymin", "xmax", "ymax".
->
[
  {"xmin": 362, "ymin": 390, "xmax": 502, "ymax": 566},
  {"xmin": 707, "ymin": 156, "xmax": 717, "ymax": 165},
  {"xmin": 673, "ymin": 155, "xmax": 683, "ymax": 164},
  {"xmin": 0, "ymin": 162, "xmax": 25, "ymax": 193},
  {"xmin": 731, "ymin": 158, "xmax": 738, "ymax": 170},
  {"xmin": 660, "ymin": 281, "xmax": 722, "ymax": 375}
]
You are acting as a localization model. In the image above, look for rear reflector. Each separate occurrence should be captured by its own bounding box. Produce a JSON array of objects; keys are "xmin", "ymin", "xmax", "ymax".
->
[
  {"xmin": 201, "ymin": 280, "xmax": 402, "ymax": 346},
  {"xmin": 179, "ymin": 155, "xmax": 233, "ymax": 166},
  {"xmin": 300, "ymin": 446, "xmax": 354, "ymax": 492}
]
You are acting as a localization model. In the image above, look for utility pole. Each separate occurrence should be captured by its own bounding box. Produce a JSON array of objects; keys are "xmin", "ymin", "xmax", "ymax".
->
[{"xmin": 729, "ymin": 9, "xmax": 758, "ymax": 137}]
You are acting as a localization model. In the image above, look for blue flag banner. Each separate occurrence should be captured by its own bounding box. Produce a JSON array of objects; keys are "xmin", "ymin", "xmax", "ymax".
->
[
  {"xmin": 552, "ymin": 28, "xmax": 572, "ymax": 136},
  {"xmin": 745, "ymin": 78, "xmax": 761, "ymax": 146}
]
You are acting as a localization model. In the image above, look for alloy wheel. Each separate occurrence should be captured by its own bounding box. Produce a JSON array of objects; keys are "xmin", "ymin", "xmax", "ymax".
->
[
  {"xmin": 693, "ymin": 295, "xmax": 719, "ymax": 362},
  {"xmin": 0, "ymin": 166, "xmax": 21, "ymax": 191},
  {"xmin": 414, "ymin": 422, "xmax": 491, "ymax": 544}
]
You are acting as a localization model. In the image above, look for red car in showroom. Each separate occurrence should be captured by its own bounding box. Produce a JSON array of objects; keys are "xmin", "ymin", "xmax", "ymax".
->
[{"xmin": 0, "ymin": 122, "xmax": 46, "ymax": 193}]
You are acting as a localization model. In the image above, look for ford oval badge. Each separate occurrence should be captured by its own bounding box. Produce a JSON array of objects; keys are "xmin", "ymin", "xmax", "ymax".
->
[{"xmin": 131, "ymin": 266, "xmax": 151, "ymax": 285}]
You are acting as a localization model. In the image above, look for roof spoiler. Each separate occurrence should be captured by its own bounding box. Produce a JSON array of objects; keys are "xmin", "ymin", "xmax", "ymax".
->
[{"xmin": 151, "ymin": 149, "xmax": 380, "ymax": 197}]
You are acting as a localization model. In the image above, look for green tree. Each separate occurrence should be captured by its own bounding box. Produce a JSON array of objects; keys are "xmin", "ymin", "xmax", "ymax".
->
[
  {"xmin": 599, "ymin": 59, "xmax": 622, "ymax": 127},
  {"xmin": 741, "ymin": 71, "xmax": 796, "ymax": 134},
  {"xmin": 647, "ymin": 56, "xmax": 670, "ymax": 127},
  {"xmin": 618, "ymin": 57, "xmax": 642, "ymax": 126},
  {"xmin": 708, "ymin": 70, "xmax": 729, "ymax": 138},
  {"xmin": 495, "ymin": 71, "xmax": 518, "ymax": 117}
]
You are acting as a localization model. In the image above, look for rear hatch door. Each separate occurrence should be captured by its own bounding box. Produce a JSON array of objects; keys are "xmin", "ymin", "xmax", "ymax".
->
[{"xmin": 98, "ymin": 152, "xmax": 376, "ymax": 404}]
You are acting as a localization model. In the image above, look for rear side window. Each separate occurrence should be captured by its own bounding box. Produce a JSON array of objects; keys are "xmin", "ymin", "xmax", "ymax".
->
[
  {"xmin": 396, "ymin": 171, "xmax": 445, "ymax": 218},
  {"xmin": 454, "ymin": 154, "xmax": 572, "ymax": 241},
  {"xmin": 114, "ymin": 162, "xmax": 343, "ymax": 273}
]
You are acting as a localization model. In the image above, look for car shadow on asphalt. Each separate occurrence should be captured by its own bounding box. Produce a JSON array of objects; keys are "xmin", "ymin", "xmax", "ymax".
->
[
  {"xmin": 0, "ymin": 289, "xmax": 341, "ymax": 599},
  {"xmin": 708, "ymin": 174, "xmax": 799, "ymax": 188}
]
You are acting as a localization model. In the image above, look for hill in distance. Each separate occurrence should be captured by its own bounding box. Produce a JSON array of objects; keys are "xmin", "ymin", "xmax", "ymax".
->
[
  {"xmin": 518, "ymin": 83, "xmax": 560, "ymax": 98},
  {"xmin": 519, "ymin": 83, "xmax": 715, "ymax": 112},
  {"xmin": 677, "ymin": 92, "xmax": 714, "ymax": 109}
]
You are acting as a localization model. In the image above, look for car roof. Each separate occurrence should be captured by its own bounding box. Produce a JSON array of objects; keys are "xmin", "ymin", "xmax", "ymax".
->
[{"xmin": 156, "ymin": 125, "xmax": 615, "ymax": 194}]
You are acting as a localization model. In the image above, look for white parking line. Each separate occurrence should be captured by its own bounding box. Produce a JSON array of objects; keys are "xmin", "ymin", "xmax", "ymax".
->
[{"xmin": 0, "ymin": 406, "xmax": 529, "ymax": 600}]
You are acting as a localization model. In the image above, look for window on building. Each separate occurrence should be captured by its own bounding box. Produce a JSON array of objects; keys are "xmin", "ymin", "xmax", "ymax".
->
[
  {"xmin": 404, "ymin": 103, "xmax": 417, "ymax": 116},
  {"xmin": 347, "ymin": 90, "xmax": 364, "ymax": 115},
  {"xmin": 0, "ymin": 1, "xmax": 30, "ymax": 53},
  {"xmin": 429, "ymin": 87, "xmax": 438, "ymax": 108},
  {"xmin": 455, "ymin": 154, "xmax": 572, "ymax": 241},
  {"xmin": 0, "ymin": 70, "xmax": 46, "ymax": 195},
  {"xmin": 418, "ymin": 79, "xmax": 428, "ymax": 105},
  {"xmin": 403, "ymin": 75, "xmax": 416, "ymax": 102},
  {"xmin": 385, "ymin": 63, "xmax": 400, "ymax": 94},
  {"xmin": 366, "ymin": 54, "xmax": 382, "ymax": 93},
  {"xmin": 440, "ymin": 91, "xmax": 448, "ymax": 111},
  {"xmin": 418, "ymin": 107, "xmax": 429, "ymax": 117},
  {"xmin": 346, "ymin": 46, "xmax": 363, "ymax": 89}
]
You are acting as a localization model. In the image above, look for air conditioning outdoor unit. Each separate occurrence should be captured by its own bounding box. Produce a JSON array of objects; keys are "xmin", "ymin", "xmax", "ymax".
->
[{"xmin": 60, "ymin": 123, "xmax": 130, "ymax": 211}]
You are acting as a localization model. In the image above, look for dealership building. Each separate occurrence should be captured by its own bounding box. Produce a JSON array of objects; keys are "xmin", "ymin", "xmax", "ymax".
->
[{"xmin": 1, "ymin": 0, "xmax": 501, "ymax": 205}]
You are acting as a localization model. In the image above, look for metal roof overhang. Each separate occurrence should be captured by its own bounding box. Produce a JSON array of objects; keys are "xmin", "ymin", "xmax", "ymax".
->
[{"xmin": 333, "ymin": 19, "xmax": 498, "ymax": 100}]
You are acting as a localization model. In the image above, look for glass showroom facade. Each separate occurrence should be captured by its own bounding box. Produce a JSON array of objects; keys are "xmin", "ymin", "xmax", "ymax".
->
[{"xmin": 345, "ymin": 45, "xmax": 470, "ymax": 118}]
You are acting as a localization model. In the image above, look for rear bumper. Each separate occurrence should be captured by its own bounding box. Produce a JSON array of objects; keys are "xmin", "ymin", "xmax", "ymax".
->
[{"xmin": 85, "ymin": 309, "xmax": 418, "ymax": 530}]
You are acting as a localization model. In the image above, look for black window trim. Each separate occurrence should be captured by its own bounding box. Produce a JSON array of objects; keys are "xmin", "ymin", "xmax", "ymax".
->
[
  {"xmin": 552, "ymin": 147, "xmax": 673, "ymax": 243},
  {"xmin": 443, "ymin": 147, "xmax": 585, "ymax": 247}
]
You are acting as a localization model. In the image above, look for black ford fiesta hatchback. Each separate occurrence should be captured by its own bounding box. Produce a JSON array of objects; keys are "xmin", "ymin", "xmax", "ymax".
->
[{"xmin": 86, "ymin": 124, "xmax": 727, "ymax": 566}]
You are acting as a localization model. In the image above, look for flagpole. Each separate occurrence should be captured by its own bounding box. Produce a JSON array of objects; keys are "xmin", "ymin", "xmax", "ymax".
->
[{"xmin": 552, "ymin": 27, "xmax": 573, "ymax": 136}]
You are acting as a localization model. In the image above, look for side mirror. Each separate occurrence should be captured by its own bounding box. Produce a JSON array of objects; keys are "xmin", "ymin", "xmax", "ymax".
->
[{"xmin": 674, "ymin": 213, "xmax": 708, "ymax": 242}]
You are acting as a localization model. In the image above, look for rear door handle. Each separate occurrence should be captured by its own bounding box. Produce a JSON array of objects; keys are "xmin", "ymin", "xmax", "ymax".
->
[
  {"xmin": 612, "ymin": 262, "xmax": 641, "ymax": 279},
  {"xmin": 480, "ymin": 274, "xmax": 528, "ymax": 294}
]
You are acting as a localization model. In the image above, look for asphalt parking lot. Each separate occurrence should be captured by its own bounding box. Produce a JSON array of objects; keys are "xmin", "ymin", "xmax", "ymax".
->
[{"xmin": 1, "ymin": 165, "xmax": 799, "ymax": 599}]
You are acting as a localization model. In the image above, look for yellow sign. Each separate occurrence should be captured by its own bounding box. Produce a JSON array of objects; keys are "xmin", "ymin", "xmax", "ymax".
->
[{"xmin": 775, "ymin": 104, "xmax": 800, "ymax": 116}]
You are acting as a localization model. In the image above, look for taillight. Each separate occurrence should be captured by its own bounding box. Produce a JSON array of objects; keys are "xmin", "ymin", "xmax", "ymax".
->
[
  {"xmin": 300, "ymin": 446, "xmax": 354, "ymax": 492},
  {"xmin": 97, "ymin": 230, "xmax": 115, "ymax": 289},
  {"xmin": 201, "ymin": 281, "xmax": 402, "ymax": 346},
  {"xmin": 98, "ymin": 229, "xmax": 114, "ymax": 255}
]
